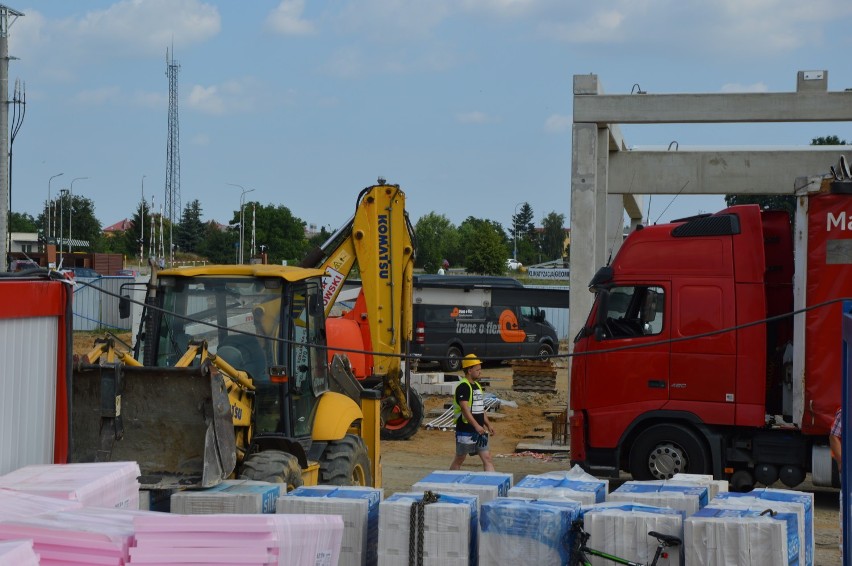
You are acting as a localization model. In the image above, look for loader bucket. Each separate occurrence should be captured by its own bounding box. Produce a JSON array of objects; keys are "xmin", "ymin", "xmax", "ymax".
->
[{"xmin": 69, "ymin": 361, "xmax": 236, "ymax": 490}]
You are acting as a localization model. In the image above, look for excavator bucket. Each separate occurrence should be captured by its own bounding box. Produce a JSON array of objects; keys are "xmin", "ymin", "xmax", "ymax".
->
[{"xmin": 69, "ymin": 361, "xmax": 236, "ymax": 490}]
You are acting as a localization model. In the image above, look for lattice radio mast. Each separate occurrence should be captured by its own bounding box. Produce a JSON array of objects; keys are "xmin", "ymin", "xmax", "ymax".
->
[{"xmin": 164, "ymin": 47, "xmax": 181, "ymax": 266}]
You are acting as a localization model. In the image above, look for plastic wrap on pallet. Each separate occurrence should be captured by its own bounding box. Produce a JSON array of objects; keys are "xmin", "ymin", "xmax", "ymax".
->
[
  {"xmin": 278, "ymin": 485, "xmax": 383, "ymax": 566},
  {"xmin": 378, "ymin": 491, "xmax": 478, "ymax": 566},
  {"xmin": 413, "ymin": 471, "xmax": 513, "ymax": 508},
  {"xmin": 0, "ymin": 462, "xmax": 140, "ymax": 510},
  {"xmin": 479, "ymin": 497, "xmax": 581, "ymax": 566},
  {"xmin": 705, "ymin": 498, "xmax": 803, "ymax": 566},
  {"xmin": 671, "ymin": 473, "xmax": 729, "ymax": 500},
  {"xmin": 170, "ymin": 479, "xmax": 281, "ymax": 514},
  {"xmin": 0, "ymin": 539, "xmax": 39, "ymax": 566},
  {"xmin": 712, "ymin": 488, "xmax": 814, "ymax": 566},
  {"xmin": 581, "ymin": 503, "xmax": 684, "ymax": 566},
  {"xmin": 509, "ymin": 466, "xmax": 608, "ymax": 504},
  {"xmin": 685, "ymin": 507, "xmax": 793, "ymax": 566},
  {"xmin": 609, "ymin": 480, "xmax": 709, "ymax": 516}
]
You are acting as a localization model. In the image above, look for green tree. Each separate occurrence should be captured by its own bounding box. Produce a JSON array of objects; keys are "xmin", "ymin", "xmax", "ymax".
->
[
  {"xmin": 414, "ymin": 212, "xmax": 459, "ymax": 273},
  {"xmin": 511, "ymin": 202, "xmax": 535, "ymax": 263},
  {"xmin": 197, "ymin": 221, "xmax": 237, "ymax": 264},
  {"xmin": 120, "ymin": 199, "xmax": 151, "ymax": 259},
  {"xmin": 42, "ymin": 194, "xmax": 105, "ymax": 252},
  {"xmin": 9, "ymin": 211, "xmax": 38, "ymax": 232},
  {"xmin": 540, "ymin": 211, "xmax": 566, "ymax": 261},
  {"xmin": 243, "ymin": 202, "xmax": 309, "ymax": 265},
  {"xmin": 457, "ymin": 217, "xmax": 508, "ymax": 275},
  {"xmin": 176, "ymin": 199, "xmax": 205, "ymax": 254}
]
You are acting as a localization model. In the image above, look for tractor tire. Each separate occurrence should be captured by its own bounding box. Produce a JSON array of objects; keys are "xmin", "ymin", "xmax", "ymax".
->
[
  {"xmin": 628, "ymin": 424, "xmax": 710, "ymax": 481},
  {"xmin": 319, "ymin": 434, "xmax": 372, "ymax": 486},
  {"xmin": 239, "ymin": 449, "xmax": 303, "ymax": 491},
  {"xmin": 381, "ymin": 387, "xmax": 424, "ymax": 441},
  {"xmin": 441, "ymin": 345, "xmax": 463, "ymax": 373}
]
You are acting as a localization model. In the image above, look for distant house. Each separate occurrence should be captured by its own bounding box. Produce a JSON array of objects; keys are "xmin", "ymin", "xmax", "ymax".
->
[{"xmin": 103, "ymin": 218, "xmax": 133, "ymax": 236}]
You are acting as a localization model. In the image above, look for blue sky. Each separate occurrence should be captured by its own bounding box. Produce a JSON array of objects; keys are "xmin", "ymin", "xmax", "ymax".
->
[{"xmin": 8, "ymin": 0, "xmax": 852, "ymax": 234}]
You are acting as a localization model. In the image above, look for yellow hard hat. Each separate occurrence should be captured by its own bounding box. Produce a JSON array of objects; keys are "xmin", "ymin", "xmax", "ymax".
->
[{"xmin": 461, "ymin": 353, "xmax": 483, "ymax": 369}]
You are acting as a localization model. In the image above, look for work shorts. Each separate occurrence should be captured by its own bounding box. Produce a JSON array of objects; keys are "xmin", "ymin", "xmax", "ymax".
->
[{"xmin": 455, "ymin": 431, "xmax": 489, "ymax": 456}]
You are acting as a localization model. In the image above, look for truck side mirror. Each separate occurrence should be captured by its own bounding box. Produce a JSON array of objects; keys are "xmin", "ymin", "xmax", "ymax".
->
[{"xmin": 119, "ymin": 295, "xmax": 131, "ymax": 319}]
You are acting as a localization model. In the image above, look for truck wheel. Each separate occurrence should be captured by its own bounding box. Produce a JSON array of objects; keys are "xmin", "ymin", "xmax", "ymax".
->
[
  {"xmin": 628, "ymin": 424, "xmax": 709, "ymax": 480},
  {"xmin": 319, "ymin": 434, "xmax": 372, "ymax": 486},
  {"xmin": 537, "ymin": 343, "xmax": 554, "ymax": 358},
  {"xmin": 381, "ymin": 387, "xmax": 424, "ymax": 441},
  {"xmin": 239, "ymin": 449, "xmax": 303, "ymax": 491},
  {"xmin": 441, "ymin": 346, "xmax": 463, "ymax": 372}
]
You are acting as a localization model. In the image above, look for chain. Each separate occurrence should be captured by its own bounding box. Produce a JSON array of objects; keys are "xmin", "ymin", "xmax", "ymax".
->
[{"xmin": 408, "ymin": 490, "xmax": 440, "ymax": 566}]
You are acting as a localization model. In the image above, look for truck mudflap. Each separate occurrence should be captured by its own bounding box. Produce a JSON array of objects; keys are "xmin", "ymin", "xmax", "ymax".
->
[{"xmin": 70, "ymin": 361, "xmax": 236, "ymax": 490}]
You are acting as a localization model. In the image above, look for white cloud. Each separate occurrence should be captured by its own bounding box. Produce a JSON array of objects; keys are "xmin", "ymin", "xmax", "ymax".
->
[
  {"xmin": 456, "ymin": 111, "xmax": 493, "ymax": 124},
  {"xmin": 720, "ymin": 82, "xmax": 768, "ymax": 93},
  {"xmin": 266, "ymin": 0, "xmax": 315, "ymax": 36},
  {"xmin": 187, "ymin": 84, "xmax": 226, "ymax": 115},
  {"xmin": 186, "ymin": 79, "xmax": 261, "ymax": 115},
  {"xmin": 544, "ymin": 114, "xmax": 571, "ymax": 133}
]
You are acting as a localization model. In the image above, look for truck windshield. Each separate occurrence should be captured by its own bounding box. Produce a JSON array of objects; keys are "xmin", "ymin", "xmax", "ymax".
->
[{"xmin": 598, "ymin": 285, "xmax": 664, "ymax": 339}]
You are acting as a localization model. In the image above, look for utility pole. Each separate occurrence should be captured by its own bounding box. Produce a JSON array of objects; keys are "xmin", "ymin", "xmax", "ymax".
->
[
  {"xmin": 0, "ymin": 4, "xmax": 22, "ymax": 271},
  {"xmin": 140, "ymin": 175, "xmax": 146, "ymax": 268}
]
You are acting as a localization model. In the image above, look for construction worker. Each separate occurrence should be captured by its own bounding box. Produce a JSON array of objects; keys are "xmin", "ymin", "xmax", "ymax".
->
[{"xmin": 449, "ymin": 353, "xmax": 495, "ymax": 471}]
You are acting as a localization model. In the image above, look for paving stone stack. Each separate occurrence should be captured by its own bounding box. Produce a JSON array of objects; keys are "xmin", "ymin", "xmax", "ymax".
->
[{"xmin": 511, "ymin": 360, "xmax": 557, "ymax": 393}]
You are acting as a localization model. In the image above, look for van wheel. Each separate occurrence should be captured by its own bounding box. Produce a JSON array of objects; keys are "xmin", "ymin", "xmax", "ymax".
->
[
  {"xmin": 441, "ymin": 346, "xmax": 463, "ymax": 372},
  {"xmin": 628, "ymin": 424, "xmax": 709, "ymax": 480},
  {"xmin": 537, "ymin": 343, "xmax": 554, "ymax": 359}
]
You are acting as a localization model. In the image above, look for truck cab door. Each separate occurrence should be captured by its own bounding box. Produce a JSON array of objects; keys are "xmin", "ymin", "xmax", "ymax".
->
[{"xmin": 581, "ymin": 284, "xmax": 670, "ymax": 449}]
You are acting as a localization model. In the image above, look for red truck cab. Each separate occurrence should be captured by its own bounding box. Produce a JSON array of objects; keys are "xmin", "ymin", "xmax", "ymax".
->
[{"xmin": 570, "ymin": 188, "xmax": 846, "ymax": 490}]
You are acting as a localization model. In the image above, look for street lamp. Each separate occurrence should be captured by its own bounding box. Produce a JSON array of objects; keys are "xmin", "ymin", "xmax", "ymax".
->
[
  {"xmin": 140, "ymin": 175, "xmax": 146, "ymax": 266},
  {"xmin": 47, "ymin": 172, "xmax": 63, "ymax": 241},
  {"xmin": 227, "ymin": 183, "xmax": 255, "ymax": 264},
  {"xmin": 513, "ymin": 202, "xmax": 524, "ymax": 261},
  {"xmin": 59, "ymin": 189, "xmax": 69, "ymax": 268},
  {"xmin": 69, "ymin": 177, "xmax": 88, "ymax": 256}
]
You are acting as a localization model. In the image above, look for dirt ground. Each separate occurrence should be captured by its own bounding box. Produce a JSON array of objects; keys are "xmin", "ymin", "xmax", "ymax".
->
[{"xmin": 73, "ymin": 332, "xmax": 842, "ymax": 564}]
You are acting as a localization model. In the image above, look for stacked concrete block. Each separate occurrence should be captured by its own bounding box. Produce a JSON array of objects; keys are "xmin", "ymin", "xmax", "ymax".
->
[
  {"xmin": 413, "ymin": 470, "xmax": 513, "ymax": 509},
  {"xmin": 609, "ymin": 480, "xmax": 709, "ymax": 517},
  {"xmin": 378, "ymin": 492, "xmax": 478, "ymax": 566},
  {"xmin": 581, "ymin": 503, "xmax": 685, "ymax": 566},
  {"xmin": 479, "ymin": 497, "xmax": 581, "ymax": 566},
  {"xmin": 685, "ymin": 507, "xmax": 795, "ymax": 566},
  {"xmin": 711, "ymin": 488, "xmax": 814, "ymax": 566},
  {"xmin": 277, "ymin": 485, "xmax": 383, "ymax": 566},
  {"xmin": 508, "ymin": 466, "xmax": 608, "ymax": 505},
  {"xmin": 170, "ymin": 480, "xmax": 281, "ymax": 514}
]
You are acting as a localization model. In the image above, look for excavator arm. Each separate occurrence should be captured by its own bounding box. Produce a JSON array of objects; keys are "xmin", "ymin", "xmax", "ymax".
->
[{"xmin": 301, "ymin": 182, "xmax": 422, "ymax": 439}]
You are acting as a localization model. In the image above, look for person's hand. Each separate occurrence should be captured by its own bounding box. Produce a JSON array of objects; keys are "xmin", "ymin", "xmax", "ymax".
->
[{"xmin": 487, "ymin": 425, "xmax": 495, "ymax": 436}]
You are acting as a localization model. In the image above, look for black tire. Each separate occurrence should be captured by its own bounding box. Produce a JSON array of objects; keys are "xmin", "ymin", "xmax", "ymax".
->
[
  {"xmin": 381, "ymin": 387, "xmax": 424, "ymax": 440},
  {"xmin": 441, "ymin": 345, "xmax": 463, "ymax": 372},
  {"xmin": 628, "ymin": 424, "xmax": 710, "ymax": 481},
  {"xmin": 319, "ymin": 434, "xmax": 372, "ymax": 486},
  {"xmin": 239, "ymin": 449, "xmax": 303, "ymax": 490},
  {"xmin": 537, "ymin": 343, "xmax": 554, "ymax": 358}
]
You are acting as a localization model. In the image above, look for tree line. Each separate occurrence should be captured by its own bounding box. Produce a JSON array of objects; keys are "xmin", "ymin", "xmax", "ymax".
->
[{"xmin": 9, "ymin": 196, "xmax": 568, "ymax": 276}]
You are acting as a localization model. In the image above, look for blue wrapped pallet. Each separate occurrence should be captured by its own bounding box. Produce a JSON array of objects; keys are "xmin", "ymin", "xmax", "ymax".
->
[
  {"xmin": 686, "ymin": 506, "xmax": 798, "ymax": 566},
  {"xmin": 379, "ymin": 492, "xmax": 478, "ymax": 566},
  {"xmin": 479, "ymin": 497, "xmax": 581, "ymax": 566},
  {"xmin": 415, "ymin": 471, "xmax": 513, "ymax": 496},
  {"xmin": 581, "ymin": 503, "xmax": 684, "ymax": 566},
  {"xmin": 712, "ymin": 488, "xmax": 814, "ymax": 566},
  {"xmin": 510, "ymin": 475, "xmax": 607, "ymax": 504},
  {"xmin": 609, "ymin": 480, "xmax": 709, "ymax": 516}
]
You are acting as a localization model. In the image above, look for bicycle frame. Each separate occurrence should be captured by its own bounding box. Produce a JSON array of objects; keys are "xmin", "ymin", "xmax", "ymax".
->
[{"xmin": 570, "ymin": 520, "xmax": 679, "ymax": 566}]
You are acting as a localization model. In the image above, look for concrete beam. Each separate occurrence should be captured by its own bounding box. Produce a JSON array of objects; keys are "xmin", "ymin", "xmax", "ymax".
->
[
  {"xmin": 608, "ymin": 149, "xmax": 844, "ymax": 195},
  {"xmin": 575, "ymin": 92, "xmax": 852, "ymax": 124}
]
